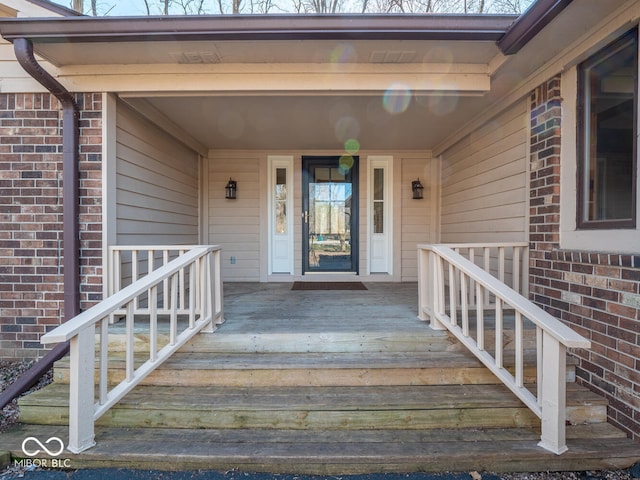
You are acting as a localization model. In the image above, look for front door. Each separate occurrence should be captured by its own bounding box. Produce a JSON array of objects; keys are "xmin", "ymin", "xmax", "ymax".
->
[{"xmin": 302, "ymin": 156, "xmax": 359, "ymax": 274}]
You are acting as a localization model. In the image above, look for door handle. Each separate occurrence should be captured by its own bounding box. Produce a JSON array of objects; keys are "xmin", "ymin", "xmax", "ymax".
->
[{"xmin": 303, "ymin": 211, "xmax": 309, "ymax": 224}]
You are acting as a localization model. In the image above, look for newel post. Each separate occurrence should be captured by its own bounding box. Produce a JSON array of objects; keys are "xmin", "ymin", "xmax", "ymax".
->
[
  {"xmin": 429, "ymin": 250, "xmax": 446, "ymax": 331},
  {"xmin": 67, "ymin": 326, "xmax": 96, "ymax": 453},
  {"xmin": 538, "ymin": 330, "xmax": 568, "ymax": 455},
  {"xmin": 417, "ymin": 247, "xmax": 430, "ymax": 322}
]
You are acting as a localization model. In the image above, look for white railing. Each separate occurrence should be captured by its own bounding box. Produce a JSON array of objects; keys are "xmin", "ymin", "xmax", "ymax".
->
[
  {"xmin": 108, "ymin": 246, "xmax": 203, "ymax": 316},
  {"xmin": 444, "ymin": 242, "xmax": 529, "ymax": 299},
  {"xmin": 417, "ymin": 243, "xmax": 590, "ymax": 455},
  {"xmin": 41, "ymin": 245, "xmax": 224, "ymax": 454}
]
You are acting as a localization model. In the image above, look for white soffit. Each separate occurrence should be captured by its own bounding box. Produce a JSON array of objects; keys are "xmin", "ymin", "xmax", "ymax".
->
[{"xmin": 34, "ymin": 39, "xmax": 501, "ymax": 66}]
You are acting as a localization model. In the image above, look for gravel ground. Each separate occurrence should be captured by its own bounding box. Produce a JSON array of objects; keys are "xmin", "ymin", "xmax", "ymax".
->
[
  {"xmin": 1, "ymin": 361, "xmax": 638, "ymax": 480},
  {"xmin": 1, "ymin": 360, "xmax": 53, "ymax": 434}
]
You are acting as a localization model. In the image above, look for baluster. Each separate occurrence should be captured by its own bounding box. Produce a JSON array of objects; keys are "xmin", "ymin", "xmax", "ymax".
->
[
  {"xmin": 179, "ymin": 249, "xmax": 186, "ymax": 312},
  {"xmin": 99, "ymin": 316, "xmax": 109, "ymax": 405},
  {"xmin": 132, "ymin": 250, "xmax": 138, "ymax": 311},
  {"xmin": 194, "ymin": 254, "xmax": 201, "ymax": 316},
  {"xmin": 199, "ymin": 256, "xmax": 208, "ymax": 323},
  {"xmin": 536, "ymin": 326, "xmax": 543, "ymax": 405},
  {"xmin": 468, "ymin": 248, "xmax": 475, "ymax": 307},
  {"xmin": 495, "ymin": 297, "xmax": 503, "ymax": 369},
  {"xmin": 147, "ymin": 250, "xmax": 154, "ymax": 315},
  {"xmin": 170, "ymin": 273, "xmax": 178, "ymax": 345},
  {"xmin": 163, "ymin": 250, "xmax": 169, "ymax": 311},
  {"xmin": 149, "ymin": 285, "xmax": 158, "ymax": 362},
  {"xmin": 522, "ymin": 246, "xmax": 530, "ymax": 299},
  {"xmin": 214, "ymin": 249, "xmax": 224, "ymax": 326},
  {"xmin": 514, "ymin": 247, "xmax": 521, "ymax": 294},
  {"xmin": 110, "ymin": 249, "xmax": 121, "ymax": 324},
  {"xmin": 515, "ymin": 311, "xmax": 524, "ymax": 387},
  {"xmin": 476, "ymin": 282, "xmax": 485, "ymax": 350},
  {"xmin": 125, "ymin": 301, "xmax": 134, "ymax": 382},
  {"xmin": 449, "ymin": 263, "xmax": 457, "ymax": 326},
  {"xmin": 498, "ymin": 247, "xmax": 505, "ymax": 284},
  {"xmin": 189, "ymin": 261, "xmax": 196, "ymax": 329},
  {"xmin": 483, "ymin": 247, "xmax": 491, "ymax": 307},
  {"xmin": 460, "ymin": 271, "xmax": 469, "ymax": 336}
]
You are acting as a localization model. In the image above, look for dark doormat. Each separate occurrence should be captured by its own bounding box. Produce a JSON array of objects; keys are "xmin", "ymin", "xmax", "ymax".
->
[{"xmin": 291, "ymin": 281, "xmax": 367, "ymax": 291}]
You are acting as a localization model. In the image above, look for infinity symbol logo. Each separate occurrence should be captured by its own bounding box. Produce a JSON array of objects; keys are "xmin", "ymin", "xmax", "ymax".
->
[{"xmin": 21, "ymin": 437, "xmax": 65, "ymax": 457}]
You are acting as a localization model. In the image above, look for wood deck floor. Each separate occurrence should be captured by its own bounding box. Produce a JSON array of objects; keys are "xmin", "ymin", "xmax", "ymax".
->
[{"xmin": 4, "ymin": 282, "xmax": 639, "ymax": 474}]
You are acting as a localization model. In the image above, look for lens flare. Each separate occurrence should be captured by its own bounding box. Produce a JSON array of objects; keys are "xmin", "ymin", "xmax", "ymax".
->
[
  {"xmin": 339, "ymin": 154, "xmax": 355, "ymax": 175},
  {"xmin": 383, "ymin": 83, "xmax": 412, "ymax": 114},
  {"xmin": 330, "ymin": 43, "xmax": 357, "ymax": 64},
  {"xmin": 344, "ymin": 138, "xmax": 360, "ymax": 154}
]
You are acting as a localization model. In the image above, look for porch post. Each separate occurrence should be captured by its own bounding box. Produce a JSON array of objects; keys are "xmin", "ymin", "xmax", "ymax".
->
[
  {"xmin": 67, "ymin": 326, "xmax": 96, "ymax": 453},
  {"xmin": 537, "ymin": 330, "xmax": 568, "ymax": 455},
  {"xmin": 430, "ymin": 250, "xmax": 447, "ymax": 331},
  {"xmin": 417, "ymin": 247, "xmax": 429, "ymax": 322}
]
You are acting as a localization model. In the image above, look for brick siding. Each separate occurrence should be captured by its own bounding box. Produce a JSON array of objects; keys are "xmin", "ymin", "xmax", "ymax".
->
[
  {"xmin": 529, "ymin": 76, "xmax": 640, "ymax": 441},
  {"xmin": 0, "ymin": 92, "xmax": 103, "ymax": 359}
]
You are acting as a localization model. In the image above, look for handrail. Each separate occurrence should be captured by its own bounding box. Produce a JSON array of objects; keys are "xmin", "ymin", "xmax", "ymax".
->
[
  {"xmin": 41, "ymin": 245, "xmax": 224, "ymax": 454},
  {"xmin": 417, "ymin": 243, "xmax": 590, "ymax": 455}
]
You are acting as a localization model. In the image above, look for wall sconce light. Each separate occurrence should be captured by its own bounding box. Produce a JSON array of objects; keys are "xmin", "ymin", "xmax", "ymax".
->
[
  {"xmin": 225, "ymin": 178, "xmax": 237, "ymax": 199},
  {"xmin": 412, "ymin": 178, "xmax": 424, "ymax": 199}
]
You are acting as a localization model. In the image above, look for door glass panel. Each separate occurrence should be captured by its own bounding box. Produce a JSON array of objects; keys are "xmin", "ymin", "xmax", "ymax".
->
[
  {"xmin": 275, "ymin": 168, "xmax": 287, "ymax": 234},
  {"xmin": 373, "ymin": 168, "xmax": 384, "ymax": 234}
]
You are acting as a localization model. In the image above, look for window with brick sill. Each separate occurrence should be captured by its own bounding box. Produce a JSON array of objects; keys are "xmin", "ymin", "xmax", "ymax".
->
[{"xmin": 577, "ymin": 27, "xmax": 638, "ymax": 230}]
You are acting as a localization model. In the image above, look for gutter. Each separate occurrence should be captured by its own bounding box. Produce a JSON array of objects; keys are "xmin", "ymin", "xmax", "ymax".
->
[
  {"xmin": 498, "ymin": 0, "xmax": 574, "ymax": 55},
  {"xmin": 0, "ymin": 14, "xmax": 516, "ymax": 43},
  {"xmin": 0, "ymin": 38, "xmax": 79, "ymax": 410}
]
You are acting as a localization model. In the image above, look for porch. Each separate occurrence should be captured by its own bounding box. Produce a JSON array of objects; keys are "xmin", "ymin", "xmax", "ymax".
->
[{"xmin": 4, "ymin": 281, "xmax": 639, "ymax": 474}]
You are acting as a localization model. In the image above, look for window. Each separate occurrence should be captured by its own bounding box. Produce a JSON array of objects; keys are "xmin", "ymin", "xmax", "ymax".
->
[
  {"xmin": 373, "ymin": 168, "xmax": 384, "ymax": 234},
  {"xmin": 275, "ymin": 168, "xmax": 287, "ymax": 234},
  {"xmin": 577, "ymin": 28, "xmax": 638, "ymax": 229}
]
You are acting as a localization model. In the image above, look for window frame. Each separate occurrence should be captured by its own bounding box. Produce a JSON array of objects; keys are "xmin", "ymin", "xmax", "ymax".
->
[{"xmin": 576, "ymin": 27, "xmax": 639, "ymax": 230}]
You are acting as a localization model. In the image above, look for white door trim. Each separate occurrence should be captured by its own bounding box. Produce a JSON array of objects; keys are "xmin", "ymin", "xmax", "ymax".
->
[
  {"xmin": 368, "ymin": 155, "xmax": 393, "ymax": 274},
  {"xmin": 268, "ymin": 155, "xmax": 294, "ymax": 275}
]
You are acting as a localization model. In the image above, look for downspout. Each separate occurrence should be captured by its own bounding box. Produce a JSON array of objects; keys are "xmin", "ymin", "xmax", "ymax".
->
[{"xmin": 0, "ymin": 38, "xmax": 79, "ymax": 409}]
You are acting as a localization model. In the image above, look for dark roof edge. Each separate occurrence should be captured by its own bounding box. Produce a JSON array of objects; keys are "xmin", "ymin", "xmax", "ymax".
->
[
  {"xmin": 497, "ymin": 0, "xmax": 573, "ymax": 55},
  {"xmin": 0, "ymin": 14, "xmax": 517, "ymax": 43},
  {"xmin": 25, "ymin": 0, "xmax": 83, "ymax": 17}
]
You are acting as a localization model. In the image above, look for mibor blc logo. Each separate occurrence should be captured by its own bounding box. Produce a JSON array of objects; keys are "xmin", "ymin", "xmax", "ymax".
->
[
  {"xmin": 16, "ymin": 437, "xmax": 71, "ymax": 469},
  {"xmin": 21, "ymin": 437, "xmax": 64, "ymax": 457}
]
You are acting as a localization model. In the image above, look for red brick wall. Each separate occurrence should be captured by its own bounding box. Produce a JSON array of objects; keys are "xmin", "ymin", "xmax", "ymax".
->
[
  {"xmin": 0, "ymin": 92, "xmax": 103, "ymax": 359},
  {"xmin": 529, "ymin": 77, "xmax": 640, "ymax": 441}
]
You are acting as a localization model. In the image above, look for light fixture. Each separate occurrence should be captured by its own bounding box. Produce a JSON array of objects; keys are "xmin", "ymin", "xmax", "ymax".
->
[
  {"xmin": 225, "ymin": 178, "xmax": 237, "ymax": 199},
  {"xmin": 412, "ymin": 178, "xmax": 424, "ymax": 199}
]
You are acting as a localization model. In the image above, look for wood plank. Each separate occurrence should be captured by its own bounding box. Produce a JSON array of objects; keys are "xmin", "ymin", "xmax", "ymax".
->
[
  {"xmin": 54, "ymin": 350, "xmax": 573, "ymax": 388},
  {"xmin": 19, "ymin": 383, "xmax": 607, "ymax": 430},
  {"xmin": 2, "ymin": 423, "xmax": 638, "ymax": 475}
]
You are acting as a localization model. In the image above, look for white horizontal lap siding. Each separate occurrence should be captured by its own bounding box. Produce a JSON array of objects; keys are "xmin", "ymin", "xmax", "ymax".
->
[
  {"xmin": 115, "ymin": 103, "xmax": 199, "ymax": 246},
  {"xmin": 440, "ymin": 100, "xmax": 528, "ymax": 244},
  {"xmin": 401, "ymin": 155, "xmax": 432, "ymax": 281},
  {"xmin": 208, "ymin": 155, "xmax": 261, "ymax": 281}
]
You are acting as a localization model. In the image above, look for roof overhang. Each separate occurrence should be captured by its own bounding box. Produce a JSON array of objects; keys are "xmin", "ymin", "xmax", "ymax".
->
[{"xmin": 0, "ymin": 14, "xmax": 516, "ymax": 46}]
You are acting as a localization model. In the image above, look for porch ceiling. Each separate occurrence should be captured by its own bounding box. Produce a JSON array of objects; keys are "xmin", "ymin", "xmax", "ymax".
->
[
  {"xmin": 0, "ymin": 0, "xmax": 630, "ymax": 152},
  {"xmin": 126, "ymin": 93, "xmax": 488, "ymax": 151}
]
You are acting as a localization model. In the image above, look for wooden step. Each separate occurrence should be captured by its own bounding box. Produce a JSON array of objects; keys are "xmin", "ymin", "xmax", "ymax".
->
[
  {"xmin": 52, "ymin": 350, "xmax": 576, "ymax": 387},
  {"xmin": 2, "ymin": 423, "xmax": 638, "ymax": 474},
  {"xmin": 19, "ymin": 382, "xmax": 607, "ymax": 430},
  {"xmin": 101, "ymin": 329, "xmax": 465, "ymax": 354}
]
